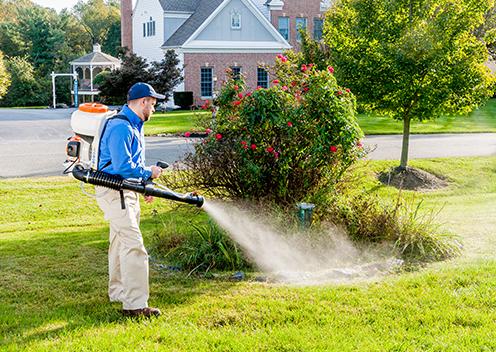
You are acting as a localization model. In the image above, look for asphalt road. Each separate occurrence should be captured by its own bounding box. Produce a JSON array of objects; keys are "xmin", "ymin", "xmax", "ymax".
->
[{"xmin": 0, "ymin": 108, "xmax": 495, "ymax": 178}]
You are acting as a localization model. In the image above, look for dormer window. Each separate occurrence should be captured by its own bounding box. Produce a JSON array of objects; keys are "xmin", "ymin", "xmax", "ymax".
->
[{"xmin": 231, "ymin": 10, "xmax": 241, "ymax": 29}]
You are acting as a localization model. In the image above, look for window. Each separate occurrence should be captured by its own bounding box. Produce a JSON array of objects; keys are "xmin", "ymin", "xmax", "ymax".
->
[
  {"xmin": 278, "ymin": 17, "xmax": 289, "ymax": 40},
  {"xmin": 201, "ymin": 67, "xmax": 213, "ymax": 97},
  {"xmin": 231, "ymin": 11, "xmax": 241, "ymax": 29},
  {"xmin": 296, "ymin": 17, "xmax": 308, "ymax": 42},
  {"xmin": 144, "ymin": 17, "xmax": 156, "ymax": 37},
  {"xmin": 231, "ymin": 66, "xmax": 241, "ymax": 81},
  {"xmin": 314, "ymin": 18, "xmax": 323, "ymax": 40},
  {"xmin": 257, "ymin": 67, "xmax": 269, "ymax": 89}
]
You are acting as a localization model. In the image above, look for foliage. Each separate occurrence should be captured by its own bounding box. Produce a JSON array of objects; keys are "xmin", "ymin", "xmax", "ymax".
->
[
  {"xmin": 0, "ymin": 1, "xmax": 121, "ymax": 106},
  {"xmin": 0, "ymin": 6, "xmax": 76, "ymax": 77},
  {"xmin": 329, "ymin": 189, "xmax": 461, "ymax": 263},
  {"xmin": 149, "ymin": 49, "xmax": 184, "ymax": 100},
  {"xmin": 180, "ymin": 54, "xmax": 364, "ymax": 205},
  {"xmin": 325, "ymin": 0, "xmax": 495, "ymax": 169},
  {"xmin": 0, "ymin": 51, "xmax": 10, "ymax": 100},
  {"xmin": 0, "ymin": 56, "xmax": 50, "ymax": 107},
  {"xmin": 474, "ymin": 3, "xmax": 496, "ymax": 59},
  {"xmin": 298, "ymin": 30, "xmax": 331, "ymax": 71},
  {"xmin": 152, "ymin": 219, "xmax": 249, "ymax": 272},
  {"xmin": 72, "ymin": 0, "xmax": 120, "ymax": 46},
  {"xmin": 97, "ymin": 52, "xmax": 153, "ymax": 105},
  {"xmin": 98, "ymin": 51, "xmax": 183, "ymax": 105},
  {"xmin": 173, "ymin": 92, "xmax": 194, "ymax": 109}
]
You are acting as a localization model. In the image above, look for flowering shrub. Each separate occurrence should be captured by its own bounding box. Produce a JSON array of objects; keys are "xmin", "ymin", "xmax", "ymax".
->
[{"xmin": 182, "ymin": 54, "xmax": 364, "ymax": 205}]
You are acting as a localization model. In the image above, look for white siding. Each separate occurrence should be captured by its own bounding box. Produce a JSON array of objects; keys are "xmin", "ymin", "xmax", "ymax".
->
[{"xmin": 132, "ymin": 0, "xmax": 165, "ymax": 63}]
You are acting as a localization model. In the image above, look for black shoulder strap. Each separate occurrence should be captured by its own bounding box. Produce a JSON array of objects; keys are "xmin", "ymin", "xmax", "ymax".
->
[{"xmin": 99, "ymin": 114, "xmax": 134, "ymax": 171}]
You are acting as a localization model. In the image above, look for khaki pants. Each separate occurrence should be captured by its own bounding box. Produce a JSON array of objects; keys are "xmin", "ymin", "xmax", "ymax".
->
[{"xmin": 95, "ymin": 187, "xmax": 149, "ymax": 310}]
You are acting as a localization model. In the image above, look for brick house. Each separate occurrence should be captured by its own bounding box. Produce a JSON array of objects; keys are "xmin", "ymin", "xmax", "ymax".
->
[{"xmin": 121, "ymin": 0, "xmax": 329, "ymax": 105}]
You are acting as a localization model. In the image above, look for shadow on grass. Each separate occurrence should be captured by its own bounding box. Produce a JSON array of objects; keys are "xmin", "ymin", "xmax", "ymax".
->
[{"xmin": 0, "ymin": 219, "xmax": 237, "ymax": 348}]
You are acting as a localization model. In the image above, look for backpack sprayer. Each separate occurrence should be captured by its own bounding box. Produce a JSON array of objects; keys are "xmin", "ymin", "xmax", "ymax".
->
[{"xmin": 64, "ymin": 103, "xmax": 204, "ymax": 208}]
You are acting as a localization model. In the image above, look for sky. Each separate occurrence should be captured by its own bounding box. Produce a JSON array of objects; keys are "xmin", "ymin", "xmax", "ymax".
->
[{"xmin": 31, "ymin": 0, "xmax": 136, "ymax": 13}]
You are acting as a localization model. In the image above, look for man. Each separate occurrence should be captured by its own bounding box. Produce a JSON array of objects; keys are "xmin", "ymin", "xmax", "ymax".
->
[{"xmin": 95, "ymin": 82, "xmax": 164, "ymax": 318}]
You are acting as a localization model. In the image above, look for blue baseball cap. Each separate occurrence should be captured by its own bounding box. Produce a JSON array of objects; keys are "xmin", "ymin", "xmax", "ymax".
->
[{"xmin": 127, "ymin": 82, "xmax": 165, "ymax": 101}]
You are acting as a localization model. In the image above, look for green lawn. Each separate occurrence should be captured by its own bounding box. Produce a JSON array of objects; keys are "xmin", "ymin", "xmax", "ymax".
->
[
  {"xmin": 145, "ymin": 110, "xmax": 210, "ymax": 136},
  {"xmin": 358, "ymin": 98, "xmax": 496, "ymax": 134},
  {"xmin": 145, "ymin": 100, "xmax": 496, "ymax": 136},
  {"xmin": 1, "ymin": 157, "xmax": 496, "ymax": 350}
]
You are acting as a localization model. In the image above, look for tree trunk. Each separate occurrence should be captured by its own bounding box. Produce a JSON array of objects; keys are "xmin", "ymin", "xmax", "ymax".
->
[{"xmin": 399, "ymin": 115, "xmax": 411, "ymax": 171}]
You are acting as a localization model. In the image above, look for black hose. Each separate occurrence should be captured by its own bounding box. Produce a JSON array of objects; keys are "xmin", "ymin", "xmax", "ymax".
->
[{"xmin": 72, "ymin": 165, "xmax": 204, "ymax": 208}]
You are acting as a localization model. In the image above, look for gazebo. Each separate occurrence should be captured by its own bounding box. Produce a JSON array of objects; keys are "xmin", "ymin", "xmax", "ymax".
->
[{"xmin": 70, "ymin": 44, "xmax": 121, "ymax": 103}]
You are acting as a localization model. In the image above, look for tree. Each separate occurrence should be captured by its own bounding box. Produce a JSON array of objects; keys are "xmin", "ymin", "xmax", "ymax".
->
[
  {"xmin": 0, "ymin": 52, "xmax": 11, "ymax": 100},
  {"xmin": 0, "ymin": 56, "xmax": 50, "ymax": 107},
  {"xmin": 98, "ymin": 51, "xmax": 184, "ymax": 105},
  {"xmin": 325, "ymin": 0, "xmax": 495, "ymax": 169},
  {"xmin": 72, "ymin": 0, "xmax": 120, "ymax": 45},
  {"xmin": 97, "ymin": 52, "xmax": 154, "ymax": 104},
  {"xmin": 149, "ymin": 50, "xmax": 184, "ymax": 100}
]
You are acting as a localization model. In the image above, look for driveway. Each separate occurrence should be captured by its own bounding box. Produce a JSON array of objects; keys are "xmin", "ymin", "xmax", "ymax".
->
[{"xmin": 0, "ymin": 108, "xmax": 495, "ymax": 178}]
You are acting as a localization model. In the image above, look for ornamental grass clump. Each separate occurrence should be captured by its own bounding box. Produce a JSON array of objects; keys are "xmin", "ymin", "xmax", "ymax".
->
[{"xmin": 182, "ymin": 54, "xmax": 364, "ymax": 205}]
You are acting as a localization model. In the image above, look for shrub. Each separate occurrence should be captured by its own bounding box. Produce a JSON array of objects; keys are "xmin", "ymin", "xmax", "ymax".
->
[
  {"xmin": 173, "ymin": 91, "xmax": 194, "ymax": 109},
  {"xmin": 328, "ymin": 190, "xmax": 461, "ymax": 263},
  {"xmin": 152, "ymin": 219, "xmax": 249, "ymax": 273},
  {"xmin": 181, "ymin": 54, "xmax": 364, "ymax": 206}
]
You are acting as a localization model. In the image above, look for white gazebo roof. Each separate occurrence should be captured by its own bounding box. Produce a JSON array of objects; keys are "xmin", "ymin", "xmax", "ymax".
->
[{"xmin": 70, "ymin": 44, "xmax": 121, "ymax": 66}]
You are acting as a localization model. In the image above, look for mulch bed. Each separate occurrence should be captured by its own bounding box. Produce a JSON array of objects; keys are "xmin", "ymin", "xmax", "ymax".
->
[{"xmin": 378, "ymin": 166, "xmax": 448, "ymax": 191}]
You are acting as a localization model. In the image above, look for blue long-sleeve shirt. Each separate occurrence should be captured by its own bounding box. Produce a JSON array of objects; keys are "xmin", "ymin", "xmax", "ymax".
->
[{"xmin": 98, "ymin": 105, "xmax": 152, "ymax": 180}]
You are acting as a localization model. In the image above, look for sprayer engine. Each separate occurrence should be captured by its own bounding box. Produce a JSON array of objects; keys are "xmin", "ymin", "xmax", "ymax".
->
[{"xmin": 65, "ymin": 103, "xmax": 204, "ymax": 208}]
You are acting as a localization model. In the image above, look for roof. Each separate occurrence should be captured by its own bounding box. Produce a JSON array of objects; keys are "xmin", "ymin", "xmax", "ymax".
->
[
  {"xmin": 70, "ymin": 52, "xmax": 120, "ymax": 65},
  {"xmin": 162, "ymin": 0, "xmax": 224, "ymax": 47},
  {"xmin": 159, "ymin": 0, "xmax": 201, "ymax": 12}
]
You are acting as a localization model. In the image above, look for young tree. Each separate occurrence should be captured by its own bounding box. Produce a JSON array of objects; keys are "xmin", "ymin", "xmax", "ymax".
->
[
  {"xmin": 97, "ymin": 52, "xmax": 154, "ymax": 104},
  {"xmin": 0, "ymin": 52, "xmax": 11, "ymax": 100},
  {"xmin": 149, "ymin": 50, "xmax": 183, "ymax": 100},
  {"xmin": 326, "ymin": 0, "xmax": 495, "ymax": 169}
]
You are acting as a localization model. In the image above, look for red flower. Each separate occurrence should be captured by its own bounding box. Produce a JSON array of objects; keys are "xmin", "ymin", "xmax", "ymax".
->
[
  {"xmin": 272, "ymin": 79, "xmax": 279, "ymax": 84},
  {"xmin": 256, "ymin": 86, "xmax": 263, "ymax": 90},
  {"xmin": 238, "ymin": 93, "xmax": 243, "ymax": 99},
  {"xmin": 251, "ymin": 144, "xmax": 257, "ymax": 150},
  {"xmin": 308, "ymin": 63, "xmax": 314, "ymax": 68},
  {"xmin": 291, "ymin": 81, "xmax": 297, "ymax": 87},
  {"xmin": 233, "ymin": 85, "xmax": 239, "ymax": 91},
  {"xmin": 345, "ymin": 88, "xmax": 351, "ymax": 93},
  {"xmin": 241, "ymin": 140, "xmax": 247, "ymax": 145},
  {"xmin": 216, "ymin": 133, "xmax": 223, "ymax": 140},
  {"xmin": 287, "ymin": 121, "xmax": 293, "ymax": 127},
  {"xmin": 277, "ymin": 54, "xmax": 288, "ymax": 62},
  {"xmin": 184, "ymin": 132, "xmax": 191, "ymax": 137},
  {"xmin": 330, "ymin": 145, "xmax": 338, "ymax": 153},
  {"xmin": 246, "ymin": 92, "xmax": 252, "ymax": 97},
  {"xmin": 274, "ymin": 151, "xmax": 279, "ymax": 159},
  {"xmin": 282, "ymin": 86, "xmax": 289, "ymax": 91},
  {"xmin": 301, "ymin": 64, "xmax": 308, "ymax": 72},
  {"xmin": 266, "ymin": 147, "xmax": 274, "ymax": 153},
  {"xmin": 233, "ymin": 100, "xmax": 242, "ymax": 106},
  {"xmin": 357, "ymin": 141, "xmax": 363, "ymax": 148},
  {"xmin": 205, "ymin": 128, "xmax": 212, "ymax": 134},
  {"xmin": 328, "ymin": 66, "xmax": 335, "ymax": 74},
  {"xmin": 303, "ymin": 87, "xmax": 309, "ymax": 92},
  {"xmin": 337, "ymin": 90, "xmax": 343, "ymax": 96}
]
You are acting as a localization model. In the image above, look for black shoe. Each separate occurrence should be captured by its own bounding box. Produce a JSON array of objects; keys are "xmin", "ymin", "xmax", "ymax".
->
[{"xmin": 122, "ymin": 307, "xmax": 161, "ymax": 318}]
